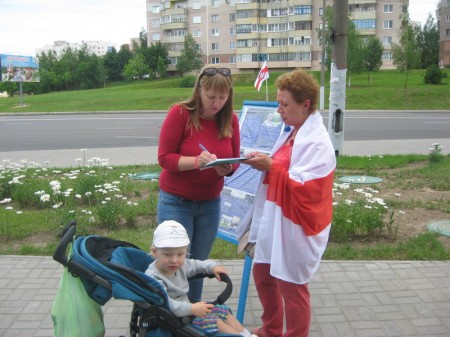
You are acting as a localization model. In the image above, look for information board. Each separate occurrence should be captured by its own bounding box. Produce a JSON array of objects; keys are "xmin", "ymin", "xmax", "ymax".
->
[{"xmin": 217, "ymin": 101, "xmax": 283, "ymax": 243}]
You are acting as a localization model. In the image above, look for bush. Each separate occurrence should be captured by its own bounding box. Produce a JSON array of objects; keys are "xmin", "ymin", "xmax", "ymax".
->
[
  {"xmin": 179, "ymin": 75, "xmax": 197, "ymax": 88},
  {"xmin": 423, "ymin": 65, "xmax": 447, "ymax": 84}
]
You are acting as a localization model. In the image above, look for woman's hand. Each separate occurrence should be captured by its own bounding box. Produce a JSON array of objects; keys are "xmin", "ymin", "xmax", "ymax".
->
[
  {"xmin": 244, "ymin": 152, "xmax": 272, "ymax": 171},
  {"xmin": 191, "ymin": 302, "xmax": 214, "ymax": 317},
  {"xmin": 214, "ymin": 163, "xmax": 233, "ymax": 176},
  {"xmin": 198, "ymin": 151, "xmax": 217, "ymax": 168}
]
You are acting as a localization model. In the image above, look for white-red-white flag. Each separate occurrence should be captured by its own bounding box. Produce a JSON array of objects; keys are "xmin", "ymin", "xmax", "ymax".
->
[{"xmin": 254, "ymin": 61, "xmax": 269, "ymax": 91}]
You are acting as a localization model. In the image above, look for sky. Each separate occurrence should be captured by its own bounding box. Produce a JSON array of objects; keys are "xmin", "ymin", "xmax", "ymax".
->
[{"xmin": 0, "ymin": 0, "xmax": 441, "ymax": 58}]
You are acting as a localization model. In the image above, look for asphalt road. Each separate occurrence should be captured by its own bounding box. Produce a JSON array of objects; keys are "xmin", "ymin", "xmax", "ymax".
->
[{"xmin": 1, "ymin": 110, "xmax": 449, "ymax": 152}]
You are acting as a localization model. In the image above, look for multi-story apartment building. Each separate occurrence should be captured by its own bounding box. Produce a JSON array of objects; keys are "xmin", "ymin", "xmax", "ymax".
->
[
  {"xmin": 439, "ymin": 0, "xmax": 450, "ymax": 67},
  {"xmin": 36, "ymin": 40, "xmax": 115, "ymax": 57},
  {"xmin": 146, "ymin": 0, "xmax": 408, "ymax": 73}
]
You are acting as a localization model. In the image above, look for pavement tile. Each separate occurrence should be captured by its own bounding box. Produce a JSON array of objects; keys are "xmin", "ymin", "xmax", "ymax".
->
[{"xmin": 0, "ymin": 257, "xmax": 449, "ymax": 337}]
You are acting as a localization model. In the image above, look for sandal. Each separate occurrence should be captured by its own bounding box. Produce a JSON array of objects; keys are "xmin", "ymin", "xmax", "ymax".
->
[{"xmin": 252, "ymin": 327, "xmax": 267, "ymax": 337}]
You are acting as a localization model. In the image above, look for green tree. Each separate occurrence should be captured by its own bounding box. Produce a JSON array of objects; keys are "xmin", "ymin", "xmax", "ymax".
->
[
  {"xmin": 103, "ymin": 47, "xmax": 123, "ymax": 81},
  {"xmin": 157, "ymin": 56, "xmax": 168, "ymax": 79},
  {"xmin": 117, "ymin": 45, "xmax": 133, "ymax": 76},
  {"xmin": 123, "ymin": 53, "xmax": 150, "ymax": 81},
  {"xmin": 391, "ymin": 15, "xmax": 420, "ymax": 88},
  {"xmin": 316, "ymin": 6, "xmax": 333, "ymax": 71},
  {"xmin": 147, "ymin": 42, "xmax": 170, "ymax": 78},
  {"xmin": 346, "ymin": 20, "xmax": 366, "ymax": 87},
  {"xmin": 364, "ymin": 36, "xmax": 383, "ymax": 85},
  {"xmin": 416, "ymin": 14, "xmax": 439, "ymax": 68},
  {"xmin": 176, "ymin": 34, "xmax": 203, "ymax": 76},
  {"xmin": 75, "ymin": 44, "xmax": 107, "ymax": 89}
]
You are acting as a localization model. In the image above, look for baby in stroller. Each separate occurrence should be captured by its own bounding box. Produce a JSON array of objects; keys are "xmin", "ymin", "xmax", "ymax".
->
[
  {"xmin": 146, "ymin": 220, "xmax": 255, "ymax": 337},
  {"xmin": 52, "ymin": 220, "xmax": 249, "ymax": 337}
]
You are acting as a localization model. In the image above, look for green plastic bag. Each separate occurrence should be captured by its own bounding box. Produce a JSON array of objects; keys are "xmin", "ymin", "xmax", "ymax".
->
[{"xmin": 51, "ymin": 267, "xmax": 105, "ymax": 337}]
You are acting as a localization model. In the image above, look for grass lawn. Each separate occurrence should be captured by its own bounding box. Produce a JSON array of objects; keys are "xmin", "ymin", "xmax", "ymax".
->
[{"xmin": 0, "ymin": 69, "xmax": 449, "ymax": 113}]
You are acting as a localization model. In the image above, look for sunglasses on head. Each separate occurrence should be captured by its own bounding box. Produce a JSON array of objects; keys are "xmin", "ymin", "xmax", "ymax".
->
[{"xmin": 201, "ymin": 67, "xmax": 231, "ymax": 77}]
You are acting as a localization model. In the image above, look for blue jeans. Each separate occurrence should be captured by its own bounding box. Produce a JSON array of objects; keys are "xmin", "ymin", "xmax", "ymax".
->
[{"xmin": 157, "ymin": 189, "xmax": 221, "ymax": 301}]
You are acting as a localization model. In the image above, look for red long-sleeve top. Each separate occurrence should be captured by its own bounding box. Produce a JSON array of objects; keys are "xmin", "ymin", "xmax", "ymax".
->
[{"xmin": 158, "ymin": 104, "xmax": 241, "ymax": 200}]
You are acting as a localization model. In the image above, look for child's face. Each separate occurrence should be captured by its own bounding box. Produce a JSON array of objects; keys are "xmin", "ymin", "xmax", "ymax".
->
[{"xmin": 153, "ymin": 246, "xmax": 188, "ymax": 276}]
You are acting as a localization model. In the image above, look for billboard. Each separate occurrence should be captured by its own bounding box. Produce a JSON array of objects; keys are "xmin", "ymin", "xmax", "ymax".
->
[{"xmin": 0, "ymin": 54, "xmax": 40, "ymax": 82}]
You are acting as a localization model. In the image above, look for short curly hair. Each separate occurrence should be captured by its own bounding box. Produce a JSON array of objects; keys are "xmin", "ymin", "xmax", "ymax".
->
[{"xmin": 275, "ymin": 69, "xmax": 319, "ymax": 113}]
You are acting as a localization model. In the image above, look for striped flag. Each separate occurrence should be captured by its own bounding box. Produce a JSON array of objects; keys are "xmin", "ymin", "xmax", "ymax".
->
[{"xmin": 254, "ymin": 61, "xmax": 269, "ymax": 91}]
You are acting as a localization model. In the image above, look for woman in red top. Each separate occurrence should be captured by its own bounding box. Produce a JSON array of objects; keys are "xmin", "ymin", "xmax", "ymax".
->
[{"xmin": 157, "ymin": 65, "xmax": 240, "ymax": 301}]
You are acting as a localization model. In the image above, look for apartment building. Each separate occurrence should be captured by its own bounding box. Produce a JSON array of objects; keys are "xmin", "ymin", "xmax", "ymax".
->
[
  {"xmin": 36, "ymin": 40, "xmax": 115, "ymax": 57},
  {"xmin": 146, "ymin": 0, "xmax": 408, "ymax": 73},
  {"xmin": 439, "ymin": 0, "xmax": 450, "ymax": 67}
]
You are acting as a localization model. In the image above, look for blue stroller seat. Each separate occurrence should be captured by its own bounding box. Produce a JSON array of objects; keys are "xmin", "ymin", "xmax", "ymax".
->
[{"xmin": 53, "ymin": 222, "xmax": 238, "ymax": 337}]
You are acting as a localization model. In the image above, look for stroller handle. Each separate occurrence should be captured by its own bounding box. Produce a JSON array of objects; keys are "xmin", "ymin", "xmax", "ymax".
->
[
  {"xmin": 210, "ymin": 272, "xmax": 233, "ymax": 306},
  {"xmin": 53, "ymin": 221, "xmax": 77, "ymax": 266}
]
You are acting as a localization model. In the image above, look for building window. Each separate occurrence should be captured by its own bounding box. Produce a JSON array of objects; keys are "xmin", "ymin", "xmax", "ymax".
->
[
  {"xmin": 193, "ymin": 29, "xmax": 202, "ymax": 37},
  {"xmin": 446, "ymin": 14, "xmax": 450, "ymax": 22},
  {"xmin": 229, "ymin": 27, "xmax": 236, "ymax": 35},
  {"xmin": 230, "ymin": 13, "xmax": 235, "ymax": 21},
  {"xmin": 212, "ymin": 43, "xmax": 220, "ymax": 50},
  {"xmin": 169, "ymin": 57, "xmax": 177, "ymax": 65},
  {"xmin": 230, "ymin": 41, "xmax": 236, "ymax": 49},
  {"xmin": 152, "ymin": 33, "xmax": 161, "ymax": 41},
  {"xmin": 211, "ymin": 28, "xmax": 220, "ymax": 36},
  {"xmin": 211, "ymin": 0, "xmax": 219, "ymax": 8},
  {"xmin": 319, "ymin": 7, "xmax": 323, "ymax": 16},
  {"xmin": 230, "ymin": 55, "xmax": 236, "ymax": 64},
  {"xmin": 382, "ymin": 52, "xmax": 392, "ymax": 60},
  {"xmin": 383, "ymin": 20, "xmax": 393, "ymax": 29},
  {"xmin": 236, "ymin": 24, "xmax": 252, "ymax": 34},
  {"xmin": 152, "ymin": 19, "xmax": 160, "ymax": 27},
  {"xmin": 291, "ymin": 5, "xmax": 312, "ymax": 15},
  {"xmin": 383, "ymin": 36, "xmax": 392, "ymax": 45},
  {"xmin": 211, "ymin": 14, "xmax": 220, "ymax": 22},
  {"xmin": 151, "ymin": 5, "xmax": 160, "ymax": 13},
  {"xmin": 193, "ymin": 16, "xmax": 202, "ymax": 24},
  {"xmin": 269, "ymin": 8, "xmax": 288, "ymax": 17},
  {"xmin": 193, "ymin": 1, "xmax": 201, "ymax": 9},
  {"xmin": 353, "ymin": 20, "xmax": 376, "ymax": 29},
  {"xmin": 211, "ymin": 57, "xmax": 220, "ymax": 64},
  {"xmin": 291, "ymin": 36, "xmax": 311, "ymax": 45},
  {"xmin": 384, "ymin": 4, "xmax": 393, "ymax": 13},
  {"xmin": 447, "ymin": 28, "xmax": 450, "ymax": 36}
]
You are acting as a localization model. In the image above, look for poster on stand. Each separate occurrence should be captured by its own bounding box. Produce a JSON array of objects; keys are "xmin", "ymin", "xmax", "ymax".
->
[{"xmin": 217, "ymin": 101, "xmax": 284, "ymax": 243}]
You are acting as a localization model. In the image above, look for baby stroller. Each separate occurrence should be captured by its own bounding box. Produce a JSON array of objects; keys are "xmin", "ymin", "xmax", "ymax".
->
[{"xmin": 53, "ymin": 221, "xmax": 237, "ymax": 337}]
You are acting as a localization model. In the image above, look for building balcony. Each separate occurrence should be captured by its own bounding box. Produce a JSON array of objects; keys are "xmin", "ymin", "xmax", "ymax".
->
[
  {"xmin": 236, "ymin": 47, "xmax": 259, "ymax": 54},
  {"xmin": 349, "ymin": 0, "xmax": 376, "ymax": 5},
  {"xmin": 235, "ymin": 2, "xmax": 260, "ymax": 10},
  {"xmin": 160, "ymin": 21, "xmax": 187, "ymax": 30},
  {"xmin": 161, "ymin": 35, "xmax": 186, "ymax": 44},
  {"xmin": 235, "ymin": 32, "xmax": 259, "ymax": 39},
  {"xmin": 160, "ymin": 7, "xmax": 187, "ymax": 16},
  {"xmin": 236, "ymin": 17, "xmax": 259, "ymax": 25},
  {"xmin": 350, "ymin": 11, "xmax": 376, "ymax": 20}
]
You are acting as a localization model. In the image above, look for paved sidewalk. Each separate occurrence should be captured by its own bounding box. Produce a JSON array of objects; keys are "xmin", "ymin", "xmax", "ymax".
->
[
  {"xmin": 0, "ymin": 256, "xmax": 449, "ymax": 337},
  {"xmin": 1, "ymin": 138, "xmax": 449, "ymax": 169}
]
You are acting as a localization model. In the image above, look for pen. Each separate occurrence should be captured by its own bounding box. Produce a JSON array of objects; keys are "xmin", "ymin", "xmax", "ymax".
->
[{"xmin": 199, "ymin": 143, "xmax": 210, "ymax": 153}]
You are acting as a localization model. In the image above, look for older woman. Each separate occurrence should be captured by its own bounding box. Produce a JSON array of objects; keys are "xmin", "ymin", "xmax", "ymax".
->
[
  {"xmin": 157, "ymin": 65, "xmax": 240, "ymax": 302},
  {"xmin": 239, "ymin": 69, "xmax": 336, "ymax": 337}
]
